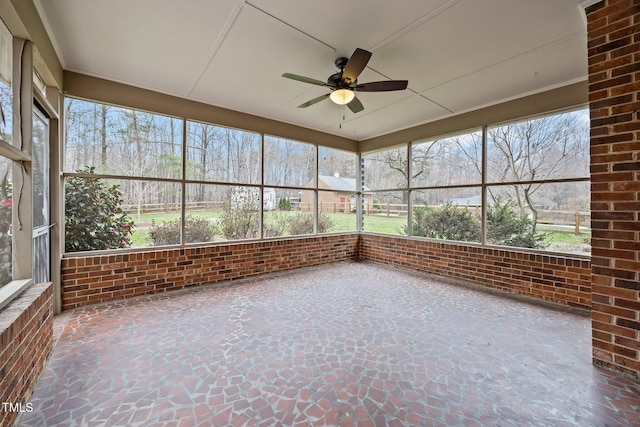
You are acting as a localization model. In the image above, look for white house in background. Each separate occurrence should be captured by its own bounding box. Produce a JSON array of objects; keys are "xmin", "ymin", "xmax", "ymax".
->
[{"xmin": 230, "ymin": 187, "xmax": 277, "ymax": 211}]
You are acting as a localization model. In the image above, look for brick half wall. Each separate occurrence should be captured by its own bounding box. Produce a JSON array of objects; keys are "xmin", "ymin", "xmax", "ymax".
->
[
  {"xmin": 0, "ymin": 282, "xmax": 54, "ymax": 427},
  {"xmin": 61, "ymin": 234, "xmax": 360, "ymax": 311},
  {"xmin": 360, "ymin": 234, "xmax": 591, "ymax": 310},
  {"xmin": 61, "ymin": 232, "xmax": 591, "ymax": 313}
]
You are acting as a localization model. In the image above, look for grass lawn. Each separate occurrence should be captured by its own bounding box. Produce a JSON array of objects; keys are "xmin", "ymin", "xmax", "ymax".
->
[
  {"xmin": 362, "ymin": 214, "xmax": 407, "ymax": 235},
  {"xmin": 126, "ymin": 210, "xmax": 590, "ymax": 254},
  {"xmin": 128, "ymin": 210, "xmax": 358, "ymax": 247}
]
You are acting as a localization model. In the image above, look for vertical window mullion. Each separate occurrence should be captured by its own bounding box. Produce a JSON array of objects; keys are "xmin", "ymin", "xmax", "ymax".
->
[
  {"xmin": 407, "ymin": 142, "xmax": 413, "ymax": 237},
  {"xmin": 180, "ymin": 118, "xmax": 187, "ymax": 245},
  {"xmin": 357, "ymin": 153, "xmax": 364, "ymax": 232},
  {"xmin": 259, "ymin": 132, "xmax": 264, "ymax": 239},
  {"xmin": 314, "ymin": 144, "xmax": 318, "ymax": 235},
  {"xmin": 481, "ymin": 125, "xmax": 488, "ymax": 246}
]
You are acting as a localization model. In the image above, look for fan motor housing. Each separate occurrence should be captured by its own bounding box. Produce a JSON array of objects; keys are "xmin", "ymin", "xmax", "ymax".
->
[{"xmin": 327, "ymin": 72, "xmax": 343, "ymax": 87}]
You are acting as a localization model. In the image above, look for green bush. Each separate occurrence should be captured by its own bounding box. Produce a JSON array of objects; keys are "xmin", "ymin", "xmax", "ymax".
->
[
  {"xmin": 262, "ymin": 212, "xmax": 287, "ymax": 237},
  {"xmin": 408, "ymin": 204, "xmax": 480, "ymax": 242},
  {"xmin": 372, "ymin": 198, "xmax": 382, "ymax": 210},
  {"xmin": 486, "ymin": 199, "xmax": 548, "ymax": 249},
  {"xmin": 278, "ymin": 197, "xmax": 291, "ymax": 211},
  {"xmin": 149, "ymin": 216, "xmax": 217, "ymax": 246},
  {"xmin": 288, "ymin": 212, "xmax": 333, "ymax": 235},
  {"xmin": 65, "ymin": 167, "xmax": 134, "ymax": 252},
  {"xmin": 219, "ymin": 208, "xmax": 260, "ymax": 240},
  {"xmin": 408, "ymin": 200, "xmax": 548, "ymax": 249}
]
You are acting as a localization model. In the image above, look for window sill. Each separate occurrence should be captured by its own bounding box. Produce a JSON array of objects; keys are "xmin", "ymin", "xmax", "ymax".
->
[{"xmin": 0, "ymin": 279, "xmax": 33, "ymax": 311}]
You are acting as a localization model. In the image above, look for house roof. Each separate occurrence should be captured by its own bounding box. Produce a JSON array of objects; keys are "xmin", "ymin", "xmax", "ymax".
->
[
  {"xmin": 318, "ymin": 175, "xmax": 370, "ymax": 192},
  {"xmin": 445, "ymin": 195, "xmax": 482, "ymax": 206}
]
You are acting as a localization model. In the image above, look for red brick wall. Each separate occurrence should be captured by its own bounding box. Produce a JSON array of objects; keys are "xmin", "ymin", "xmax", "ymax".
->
[
  {"xmin": 61, "ymin": 234, "xmax": 359, "ymax": 310},
  {"xmin": 0, "ymin": 283, "xmax": 54, "ymax": 427},
  {"xmin": 61, "ymin": 232, "xmax": 592, "ymax": 311},
  {"xmin": 587, "ymin": 0, "xmax": 640, "ymax": 378},
  {"xmin": 360, "ymin": 234, "xmax": 591, "ymax": 310}
]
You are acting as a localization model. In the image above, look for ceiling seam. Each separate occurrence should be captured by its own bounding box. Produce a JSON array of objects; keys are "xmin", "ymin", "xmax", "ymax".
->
[
  {"xmin": 245, "ymin": 1, "xmax": 336, "ymax": 52},
  {"xmin": 366, "ymin": 66, "xmax": 454, "ymax": 114},
  {"xmin": 368, "ymin": 0, "xmax": 462, "ymax": 52},
  {"xmin": 186, "ymin": 3, "xmax": 244, "ymax": 98}
]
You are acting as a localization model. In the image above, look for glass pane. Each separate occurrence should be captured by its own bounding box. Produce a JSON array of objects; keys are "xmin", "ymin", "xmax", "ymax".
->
[
  {"xmin": 0, "ymin": 21, "xmax": 12, "ymax": 144},
  {"xmin": 0, "ymin": 156, "xmax": 12, "ymax": 286},
  {"xmin": 33, "ymin": 69, "xmax": 46, "ymax": 95},
  {"xmin": 263, "ymin": 187, "xmax": 316, "ymax": 237},
  {"xmin": 362, "ymin": 146, "xmax": 408, "ymax": 190},
  {"xmin": 33, "ymin": 111, "xmax": 48, "ymax": 228},
  {"xmin": 65, "ymin": 175, "xmax": 180, "ymax": 251},
  {"xmin": 486, "ymin": 182, "xmax": 590, "ymax": 254},
  {"xmin": 411, "ymin": 188, "xmax": 482, "ymax": 243},
  {"xmin": 263, "ymin": 136, "xmax": 315, "ymax": 187},
  {"xmin": 33, "ymin": 233, "xmax": 49, "ymax": 283},
  {"xmin": 487, "ymin": 109, "xmax": 590, "ymax": 183},
  {"xmin": 318, "ymin": 146, "xmax": 357, "ymax": 191},
  {"xmin": 64, "ymin": 98, "xmax": 183, "ymax": 179},
  {"xmin": 186, "ymin": 184, "xmax": 261, "ymax": 242},
  {"xmin": 412, "ymin": 130, "xmax": 482, "ymax": 187},
  {"xmin": 362, "ymin": 191, "xmax": 408, "ymax": 235},
  {"xmin": 186, "ymin": 121, "xmax": 260, "ymax": 184},
  {"xmin": 317, "ymin": 190, "xmax": 357, "ymax": 233}
]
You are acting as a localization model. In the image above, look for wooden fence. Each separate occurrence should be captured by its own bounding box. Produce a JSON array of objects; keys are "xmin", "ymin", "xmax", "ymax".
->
[
  {"xmin": 122, "ymin": 201, "xmax": 229, "ymax": 215},
  {"xmin": 122, "ymin": 201, "xmax": 590, "ymax": 235},
  {"xmin": 364, "ymin": 203, "xmax": 590, "ymax": 235}
]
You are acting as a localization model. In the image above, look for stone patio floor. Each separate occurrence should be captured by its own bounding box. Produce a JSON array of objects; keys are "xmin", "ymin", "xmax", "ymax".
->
[{"xmin": 16, "ymin": 261, "xmax": 640, "ymax": 426}]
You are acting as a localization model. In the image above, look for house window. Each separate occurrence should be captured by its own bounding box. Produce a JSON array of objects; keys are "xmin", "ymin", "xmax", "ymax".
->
[
  {"xmin": 0, "ymin": 156, "xmax": 11, "ymax": 287},
  {"xmin": 63, "ymin": 98, "xmax": 359, "ymax": 252},
  {"xmin": 361, "ymin": 146, "xmax": 409, "ymax": 235},
  {"xmin": 186, "ymin": 121, "xmax": 261, "ymax": 184},
  {"xmin": 0, "ymin": 21, "xmax": 12, "ymax": 287},
  {"xmin": 64, "ymin": 98, "xmax": 183, "ymax": 252},
  {"xmin": 263, "ymin": 136, "xmax": 315, "ymax": 187},
  {"xmin": 0, "ymin": 20, "xmax": 35, "ymax": 310},
  {"xmin": 317, "ymin": 146, "xmax": 358, "ymax": 232},
  {"xmin": 411, "ymin": 131, "xmax": 482, "ymax": 187},
  {"xmin": 486, "ymin": 110, "xmax": 590, "ymax": 253},
  {"xmin": 361, "ymin": 108, "xmax": 590, "ymax": 254}
]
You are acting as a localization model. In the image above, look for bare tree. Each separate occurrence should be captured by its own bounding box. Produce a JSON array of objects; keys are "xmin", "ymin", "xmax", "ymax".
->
[{"xmin": 487, "ymin": 112, "xmax": 589, "ymax": 223}]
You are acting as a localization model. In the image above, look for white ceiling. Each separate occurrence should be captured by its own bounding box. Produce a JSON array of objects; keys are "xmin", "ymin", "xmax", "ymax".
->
[{"xmin": 34, "ymin": 0, "xmax": 588, "ymax": 141}]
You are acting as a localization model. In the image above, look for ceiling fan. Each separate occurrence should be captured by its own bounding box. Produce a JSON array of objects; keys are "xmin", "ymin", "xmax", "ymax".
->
[{"xmin": 282, "ymin": 48, "xmax": 408, "ymax": 114}]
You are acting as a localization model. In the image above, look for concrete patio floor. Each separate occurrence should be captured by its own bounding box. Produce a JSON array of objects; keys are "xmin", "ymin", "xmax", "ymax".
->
[{"xmin": 17, "ymin": 261, "xmax": 640, "ymax": 426}]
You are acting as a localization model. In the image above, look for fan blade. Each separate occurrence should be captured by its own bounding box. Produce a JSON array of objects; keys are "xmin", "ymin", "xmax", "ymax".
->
[
  {"xmin": 342, "ymin": 48, "xmax": 372, "ymax": 84},
  {"xmin": 355, "ymin": 80, "xmax": 408, "ymax": 92},
  {"xmin": 297, "ymin": 93, "xmax": 330, "ymax": 108},
  {"xmin": 347, "ymin": 96, "xmax": 364, "ymax": 114},
  {"xmin": 282, "ymin": 73, "xmax": 328, "ymax": 87}
]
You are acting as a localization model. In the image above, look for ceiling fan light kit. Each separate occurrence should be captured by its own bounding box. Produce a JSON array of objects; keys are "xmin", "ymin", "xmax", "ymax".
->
[
  {"xmin": 282, "ymin": 48, "xmax": 408, "ymax": 114},
  {"xmin": 330, "ymin": 89, "xmax": 355, "ymax": 105}
]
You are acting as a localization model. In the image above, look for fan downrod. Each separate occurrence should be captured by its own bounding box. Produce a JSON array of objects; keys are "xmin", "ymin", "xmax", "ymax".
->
[{"xmin": 334, "ymin": 57, "xmax": 348, "ymax": 70}]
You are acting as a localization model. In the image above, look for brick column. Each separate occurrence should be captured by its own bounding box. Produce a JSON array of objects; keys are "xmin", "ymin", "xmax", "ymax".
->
[{"xmin": 587, "ymin": 0, "xmax": 640, "ymax": 378}]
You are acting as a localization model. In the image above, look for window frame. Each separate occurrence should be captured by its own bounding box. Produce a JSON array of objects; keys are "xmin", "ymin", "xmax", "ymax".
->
[
  {"xmin": 0, "ymin": 29, "xmax": 37, "ymax": 310},
  {"xmin": 61, "ymin": 95, "xmax": 589, "ymax": 257},
  {"xmin": 62, "ymin": 97, "xmax": 361, "ymax": 254},
  {"xmin": 361, "ymin": 107, "xmax": 590, "ymax": 256}
]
